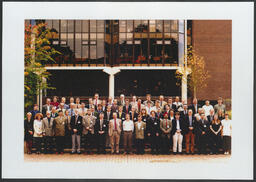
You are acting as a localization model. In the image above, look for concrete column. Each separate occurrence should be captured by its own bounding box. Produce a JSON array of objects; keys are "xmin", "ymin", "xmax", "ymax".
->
[
  {"xmin": 182, "ymin": 20, "xmax": 188, "ymax": 104},
  {"xmin": 103, "ymin": 68, "xmax": 120, "ymax": 98}
]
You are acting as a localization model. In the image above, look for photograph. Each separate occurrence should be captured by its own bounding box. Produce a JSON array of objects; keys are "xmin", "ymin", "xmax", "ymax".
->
[{"xmin": 2, "ymin": 2, "xmax": 254, "ymax": 180}]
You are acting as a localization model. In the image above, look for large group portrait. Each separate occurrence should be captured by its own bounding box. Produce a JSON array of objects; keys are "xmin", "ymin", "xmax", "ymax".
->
[{"xmin": 2, "ymin": 1, "xmax": 254, "ymax": 180}]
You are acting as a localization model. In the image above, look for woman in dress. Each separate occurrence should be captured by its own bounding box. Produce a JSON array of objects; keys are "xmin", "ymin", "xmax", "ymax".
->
[{"xmin": 209, "ymin": 114, "xmax": 222, "ymax": 154}]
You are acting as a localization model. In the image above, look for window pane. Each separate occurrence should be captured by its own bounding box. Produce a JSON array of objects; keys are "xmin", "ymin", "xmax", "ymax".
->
[
  {"xmin": 171, "ymin": 20, "xmax": 178, "ymax": 32},
  {"xmin": 61, "ymin": 20, "xmax": 67, "ymax": 32},
  {"xmin": 119, "ymin": 20, "xmax": 126, "ymax": 32},
  {"xmin": 119, "ymin": 33, "xmax": 126, "ymax": 43},
  {"xmin": 97, "ymin": 40, "xmax": 104, "ymax": 59},
  {"xmin": 67, "ymin": 33, "xmax": 74, "ymax": 50},
  {"xmin": 141, "ymin": 20, "xmax": 148, "ymax": 32},
  {"xmin": 90, "ymin": 20, "xmax": 97, "ymax": 32},
  {"xmin": 97, "ymin": 33, "xmax": 104, "ymax": 40},
  {"xmin": 82, "ymin": 20, "xmax": 89, "ymax": 32},
  {"xmin": 164, "ymin": 20, "xmax": 171, "ymax": 32},
  {"xmin": 53, "ymin": 20, "xmax": 59, "ymax": 32},
  {"xmin": 75, "ymin": 20, "xmax": 82, "ymax": 32},
  {"xmin": 134, "ymin": 20, "xmax": 141, "ymax": 32},
  {"xmin": 75, "ymin": 33, "xmax": 81, "ymax": 59},
  {"xmin": 164, "ymin": 33, "xmax": 171, "ymax": 38},
  {"xmin": 127, "ymin": 33, "xmax": 133, "ymax": 40},
  {"xmin": 82, "ymin": 45, "xmax": 89, "ymax": 58},
  {"xmin": 97, "ymin": 20, "xmax": 104, "ymax": 32},
  {"xmin": 61, "ymin": 33, "xmax": 67, "ymax": 39},
  {"xmin": 149, "ymin": 20, "xmax": 156, "ymax": 32},
  {"xmin": 127, "ymin": 20, "xmax": 133, "ymax": 32},
  {"xmin": 90, "ymin": 45, "xmax": 96, "ymax": 59},
  {"xmin": 68, "ymin": 20, "xmax": 74, "ymax": 32},
  {"xmin": 90, "ymin": 33, "xmax": 96, "ymax": 40},
  {"xmin": 82, "ymin": 33, "xmax": 88, "ymax": 40},
  {"xmin": 178, "ymin": 33, "xmax": 184, "ymax": 65},
  {"xmin": 156, "ymin": 20, "xmax": 163, "ymax": 32}
]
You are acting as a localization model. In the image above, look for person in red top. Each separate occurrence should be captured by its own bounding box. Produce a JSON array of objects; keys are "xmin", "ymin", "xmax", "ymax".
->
[{"xmin": 50, "ymin": 96, "xmax": 59, "ymax": 108}]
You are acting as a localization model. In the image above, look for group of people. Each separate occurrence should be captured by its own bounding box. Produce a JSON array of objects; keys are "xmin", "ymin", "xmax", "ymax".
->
[{"xmin": 24, "ymin": 94, "xmax": 232, "ymax": 155}]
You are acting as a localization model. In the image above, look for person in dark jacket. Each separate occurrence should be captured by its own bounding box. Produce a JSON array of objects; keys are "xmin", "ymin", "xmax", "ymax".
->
[
  {"xmin": 184, "ymin": 109, "xmax": 197, "ymax": 154},
  {"xmin": 148, "ymin": 111, "xmax": 161, "ymax": 154},
  {"xmin": 95, "ymin": 112, "xmax": 108, "ymax": 154},
  {"xmin": 197, "ymin": 113, "xmax": 210, "ymax": 154},
  {"xmin": 24, "ymin": 112, "xmax": 34, "ymax": 154},
  {"xmin": 70, "ymin": 109, "xmax": 83, "ymax": 154}
]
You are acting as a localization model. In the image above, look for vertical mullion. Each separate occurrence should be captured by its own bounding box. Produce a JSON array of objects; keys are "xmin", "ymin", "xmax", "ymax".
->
[
  {"xmin": 73, "ymin": 20, "xmax": 75, "ymax": 65},
  {"xmin": 88, "ymin": 20, "xmax": 90, "ymax": 65},
  {"xmin": 104, "ymin": 20, "xmax": 106, "ymax": 65},
  {"xmin": 162, "ymin": 20, "xmax": 165, "ymax": 65},
  {"xmin": 132, "ymin": 20, "xmax": 134, "ymax": 65}
]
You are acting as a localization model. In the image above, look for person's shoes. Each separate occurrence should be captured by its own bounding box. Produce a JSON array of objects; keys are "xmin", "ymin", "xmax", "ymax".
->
[
  {"xmin": 178, "ymin": 152, "xmax": 183, "ymax": 155},
  {"xmin": 116, "ymin": 151, "xmax": 120, "ymax": 154},
  {"xmin": 71, "ymin": 151, "xmax": 76, "ymax": 154},
  {"xmin": 173, "ymin": 152, "xmax": 177, "ymax": 155},
  {"xmin": 77, "ymin": 151, "xmax": 81, "ymax": 154},
  {"xmin": 56, "ymin": 152, "xmax": 58, "ymax": 154},
  {"xmin": 111, "ymin": 151, "xmax": 114, "ymax": 154},
  {"xmin": 123, "ymin": 152, "xmax": 127, "ymax": 155},
  {"xmin": 210, "ymin": 152, "xmax": 213, "ymax": 155}
]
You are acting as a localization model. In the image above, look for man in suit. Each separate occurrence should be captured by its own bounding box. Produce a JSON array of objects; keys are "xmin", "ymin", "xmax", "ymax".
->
[
  {"xmin": 60, "ymin": 97, "xmax": 69, "ymax": 110},
  {"xmin": 156, "ymin": 107, "xmax": 163, "ymax": 120},
  {"xmin": 104, "ymin": 105, "xmax": 112, "ymax": 149},
  {"xmin": 118, "ymin": 94, "xmax": 126, "ymax": 106},
  {"xmin": 101, "ymin": 99, "xmax": 107, "ymax": 112},
  {"xmin": 122, "ymin": 114, "xmax": 134, "ymax": 154},
  {"xmin": 111, "ymin": 99, "xmax": 119, "ymax": 113},
  {"xmin": 68, "ymin": 103, "xmax": 76, "ymax": 117},
  {"xmin": 91, "ymin": 106, "xmax": 98, "ymax": 118},
  {"xmin": 197, "ymin": 113, "xmax": 210, "ymax": 154},
  {"xmin": 123, "ymin": 99, "xmax": 131, "ymax": 114},
  {"xmin": 70, "ymin": 109, "xmax": 83, "ymax": 154},
  {"xmin": 189, "ymin": 98, "xmax": 201, "ymax": 116},
  {"xmin": 107, "ymin": 96, "xmax": 113, "ymax": 106},
  {"xmin": 53, "ymin": 110, "xmax": 68, "ymax": 154},
  {"xmin": 83, "ymin": 108, "xmax": 96, "ymax": 154},
  {"xmin": 86, "ymin": 98, "xmax": 94, "ymax": 109},
  {"xmin": 171, "ymin": 112, "xmax": 185, "ymax": 154},
  {"xmin": 148, "ymin": 111, "xmax": 161, "ymax": 154},
  {"xmin": 143, "ymin": 94, "xmax": 154, "ymax": 107},
  {"xmin": 51, "ymin": 106, "xmax": 58, "ymax": 118},
  {"xmin": 180, "ymin": 104, "xmax": 188, "ymax": 119},
  {"xmin": 134, "ymin": 115, "xmax": 147, "ymax": 154},
  {"xmin": 167, "ymin": 97, "xmax": 175, "ymax": 111},
  {"xmin": 108, "ymin": 112, "xmax": 122, "ymax": 154},
  {"xmin": 57, "ymin": 103, "xmax": 66, "ymax": 114},
  {"xmin": 184, "ymin": 109, "xmax": 197, "ymax": 154},
  {"xmin": 42, "ymin": 111, "xmax": 54, "ymax": 154},
  {"xmin": 136, "ymin": 98, "xmax": 144, "ymax": 113},
  {"xmin": 207, "ymin": 109, "xmax": 215, "ymax": 123},
  {"xmin": 214, "ymin": 97, "xmax": 226, "ymax": 114},
  {"xmin": 173, "ymin": 96, "xmax": 183, "ymax": 112},
  {"xmin": 42, "ymin": 98, "xmax": 53, "ymax": 116},
  {"xmin": 129, "ymin": 106, "xmax": 138, "ymax": 122},
  {"xmin": 130, "ymin": 96, "xmax": 137, "ymax": 108},
  {"xmin": 31, "ymin": 104, "xmax": 40, "ymax": 119},
  {"xmin": 95, "ymin": 112, "xmax": 108, "ymax": 154},
  {"xmin": 160, "ymin": 113, "xmax": 172, "ymax": 154},
  {"xmin": 79, "ymin": 102, "xmax": 87, "ymax": 117},
  {"xmin": 159, "ymin": 95, "xmax": 167, "ymax": 109},
  {"xmin": 93, "ymin": 93, "xmax": 102, "ymax": 107}
]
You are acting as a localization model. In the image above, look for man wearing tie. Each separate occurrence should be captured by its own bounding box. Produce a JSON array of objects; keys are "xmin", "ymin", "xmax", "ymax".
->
[
  {"xmin": 189, "ymin": 98, "xmax": 201, "ymax": 116},
  {"xmin": 70, "ymin": 109, "xmax": 83, "ymax": 154},
  {"xmin": 42, "ymin": 98, "xmax": 53, "ymax": 116},
  {"xmin": 68, "ymin": 103, "xmax": 76, "ymax": 116},
  {"xmin": 197, "ymin": 113, "xmax": 210, "ymax": 154},
  {"xmin": 83, "ymin": 108, "xmax": 96, "ymax": 154},
  {"xmin": 95, "ymin": 112, "xmax": 108, "ymax": 154},
  {"xmin": 51, "ymin": 106, "xmax": 58, "ymax": 118},
  {"xmin": 129, "ymin": 106, "xmax": 138, "ymax": 122},
  {"xmin": 180, "ymin": 104, "xmax": 188, "ymax": 119},
  {"xmin": 93, "ymin": 93, "xmax": 101, "ymax": 107},
  {"xmin": 123, "ymin": 99, "xmax": 131, "ymax": 114},
  {"xmin": 108, "ymin": 113, "xmax": 122, "ymax": 154},
  {"xmin": 159, "ymin": 95, "xmax": 167, "ymax": 109},
  {"xmin": 117, "ymin": 106, "xmax": 126, "ymax": 122},
  {"xmin": 184, "ymin": 109, "xmax": 196, "ymax": 154},
  {"xmin": 207, "ymin": 109, "xmax": 215, "ymax": 123},
  {"xmin": 171, "ymin": 112, "xmax": 185, "ymax": 154},
  {"xmin": 42, "ymin": 111, "xmax": 54, "ymax": 154},
  {"xmin": 104, "ymin": 105, "xmax": 112, "ymax": 149},
  {"xmin": 160, "ymin": 113, "xmax": 172, "ymax": 154}
]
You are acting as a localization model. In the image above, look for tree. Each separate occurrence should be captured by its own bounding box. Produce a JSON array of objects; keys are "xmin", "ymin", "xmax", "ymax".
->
[
  {"xmin": 175, "ymin": 45, "xmax": 210, "ymax": 98},
  {"xmin": 24, "ymin": 22, "xmax": 60, "ymax": 113}
]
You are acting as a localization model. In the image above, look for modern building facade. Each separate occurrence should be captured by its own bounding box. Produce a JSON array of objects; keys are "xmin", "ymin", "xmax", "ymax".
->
[{"xmin": 25, "ymin": 19, "xmax": 231, "ymax": 107}]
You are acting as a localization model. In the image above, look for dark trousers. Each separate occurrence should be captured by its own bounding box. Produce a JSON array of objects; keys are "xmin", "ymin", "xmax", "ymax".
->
[
  {"xmin": 161, "ymin": 135, "xmax": 170, "ymax": 154},
  {"xmin": 136, "ymin": 139, "xmax": 144, "ymax": 154},
  {"xmin": 44, "ymin": 136, "xmax": 54, "ymax": 153},
  {"xmin": 151, "ymin": 134, "xmax": 160, "ymax": 153},
  {"xmin": 198, "ymin": 134, "xmax": 208, "ymax": 154},
  {"xmin": 34, "ymin": 137, "xmax": 42, "ymax": 153},
  {"xmin": 210, "ymin": 134, "xmax": 222, "ymax": 154},
  {"xmin": 55, "ymin": 136, "xmax": 65, "ymax": 153},
  {"xmin": 223, "ymin": 136, "xmax": 231, "ymax": 152},
  {"xmin": 85, "ymin": 133, "xmax": 95, "ymax": 152},
  {"xmin": 97, "ymin": 134, "xmax": 106, "ymax": 153},
  {"xmin": 25, "ymin": 139, "xmax": 33, "ymax": 153}
]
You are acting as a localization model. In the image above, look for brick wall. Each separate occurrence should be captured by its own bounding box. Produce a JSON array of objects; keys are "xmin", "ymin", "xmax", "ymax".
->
[{"xmin": 192, "ymin": 20, "xmax": 232, "ymax": 102}]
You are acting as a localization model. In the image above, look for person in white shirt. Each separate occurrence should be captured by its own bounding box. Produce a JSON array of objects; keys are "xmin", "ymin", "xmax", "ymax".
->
[
  {"xmin": 33, "ymin": 113, "xmax": 44, "ymax": 154},
  {"xmin": 221, "ymin": 113, "xmax": 232, "ymax": 155},
  {"xmin": 202, "ymin": 100, "xmax": 214, "ymax": 116},
  {"xmin": 130, "ymin": 96, "xmax": 138, "ymax": 108},
  {"xmin": 173, "ymin": 96, "xmax": 183, "ymax": 112},
  {"xmin": 145, "ymin": 101, "xmax": 153, "ymax": 115},
  {"xmin": 79, "ymin": 102, "xmax": 87, "ymax": 116},
  {"xmin": 122, "ymin": 114, "xmax": 134, "ymax": 154}
]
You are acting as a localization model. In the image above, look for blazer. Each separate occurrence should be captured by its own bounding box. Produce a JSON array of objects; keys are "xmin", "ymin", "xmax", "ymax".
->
[
  {"xmin": 207, "ymin": 114, "xmax": 215, "ymax": 123},
  {"xmin": 111, "ymin": 105, "xmax": 119, "ymax": 113},
  {"xmin": 197, "ymin": 119, "xmax": 210, "ymax": 136},
  {"xmin": 42, "ymin": 104, "xmax": 53, "ymax": 116},
  {"xmin": 94, "ymin": 119, "xmax": 108, "ymax": 135},
  {"xmin": 171, "ymin": 118, "xmax": 186, "ymax": 136},
  {"xmin": 129, "ymin": 111, "xmax": 138, "ymax": 122},
  {"xmin": 104, "ymin": 111, "xmax": 113, "ymax": 122},
  {"xmin": 134, "ymin": 121, "xmax": 146, "ymax": 139},
  {"xmin": 42, "ymin": 117, "xmax": 54, "ymax": 136},
  {"xmin": 180, "ymin": 110, "xmax": 189, "ymax": 119},
  {"xmin": 184, "ymin": 115, "xmax": 197, "ymax": 134},
  {"xmin": 108, "ymin": 118, "xmax": 122, "ymax": 136},
  {"xmin": 83, "ymin": 115, "xmax": 96, "ymax": 135},
  {"xmin": 117, "ymin": 112, "xmax": 126, "ymax": 122},
  {"xmin": 24, "ymin": 118, "xmax": 34, "ymax": 141},
  {"xmin": 148, "ymin": 117, "xmax": 161, "ymax": 135},
  {"xmin": 123, "ymin": 105, "xmax": 132, "ymax": 114},
  {"xmin": 160, "ymin": 119, "xmax": 172, "ymax": 137},
  {"xmin": 70, "ymin": 115, "xmax": 83, "ymax": 135},
  {"xmin": 53, "ymin": 116, "xmax": 67, "ymax": 136}
]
